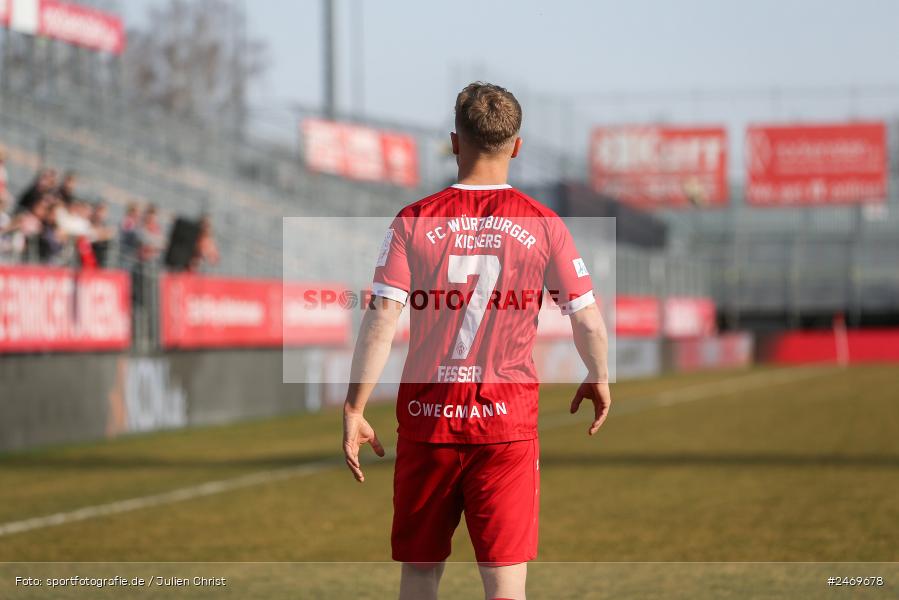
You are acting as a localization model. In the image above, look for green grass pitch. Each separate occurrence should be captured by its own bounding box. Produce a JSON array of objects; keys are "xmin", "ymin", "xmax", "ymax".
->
[{"xmin": 1, "ymin": 365, "xmax": 898, "ymax": 598}]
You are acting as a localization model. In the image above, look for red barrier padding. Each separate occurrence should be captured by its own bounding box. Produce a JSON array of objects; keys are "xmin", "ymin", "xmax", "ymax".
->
[
  {"xmin": 535, "ymin": 292, "xmax": 662, "ymax": 340},
  {"xmin": 0, "ymin": 265, "xmax": 131, "ymax": 353},
  {"xmin": 160, "ymin": 274, "xmax": 352, "ymax": 350},
  {"xmin": 537, "ymin": 294, "xmax": 712, "ymax": 340},
  {"xmin": 768, "ymin": 329, "xmax": 899, "ymax": 364},
  {"xmin": 617, "ymin": 295, "xmax": 662, "ymax": 337},
  {"xmin": 668, "ymin": 332, "xmax": 753, "ymax": 372},
  {"xmin": 663, "ymin": 296, "xmax": 716, "ymax": 339}
]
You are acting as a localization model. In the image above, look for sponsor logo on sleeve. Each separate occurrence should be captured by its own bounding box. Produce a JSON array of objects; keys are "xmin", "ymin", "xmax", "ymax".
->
[
  {"xmin": 573, "ymin": 258, "xmax": 589, "ymax": 278},
  {"xmin": 376, "ymin": 228, "xmax": 394, "ymax": 267}
]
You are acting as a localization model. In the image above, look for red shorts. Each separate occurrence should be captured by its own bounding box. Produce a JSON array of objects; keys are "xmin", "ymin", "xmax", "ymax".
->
[{"xmin": 391, "ymin": 436, "xmax": 540, "ymax": 566}]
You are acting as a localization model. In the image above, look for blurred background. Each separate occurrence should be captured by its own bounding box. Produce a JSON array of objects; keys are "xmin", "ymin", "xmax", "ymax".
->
[{"xmin": 1, "ymin": 1, "xmax": 898, "ymax": 595}]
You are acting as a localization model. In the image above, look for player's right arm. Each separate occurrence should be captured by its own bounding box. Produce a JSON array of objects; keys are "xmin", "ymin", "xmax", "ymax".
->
[
  {"xmin": 569, "ymin": 303, "xmax": 612, "ymax": 436},
  {"xmin": 343, "ymin": 296, "xmax": 402, "ymax": 483},
  {"xmin": 343, "ymin": 216, "xmax": 412, "ymax": 482}
]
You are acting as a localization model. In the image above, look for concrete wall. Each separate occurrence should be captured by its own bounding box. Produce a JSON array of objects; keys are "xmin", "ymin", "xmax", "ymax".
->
[
  {"xmin": 0, "ymin": 350, "xmax": 308, "ymax": 453},
  {"xmin": 1, "ymin": 336, "xmax": 755, "ymax": 453},
  {"xmin": 0, "ymin": 354, "xmax": 118, "ymax": 452}
]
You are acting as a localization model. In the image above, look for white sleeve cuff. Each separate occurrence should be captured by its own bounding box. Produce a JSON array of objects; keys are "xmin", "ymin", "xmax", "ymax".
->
[
  {"xmin": 559, "ymin": 290, "xmax": 595, "ymax": 316},
  {"xmin": 371, "ymin": 282, "xmax": 409, "ymax": 306}
]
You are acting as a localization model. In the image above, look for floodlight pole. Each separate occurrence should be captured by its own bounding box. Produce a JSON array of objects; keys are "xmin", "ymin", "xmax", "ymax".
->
[{"xmin": 323, "ymin": 0, "xmax": 337, "ymax": 118}]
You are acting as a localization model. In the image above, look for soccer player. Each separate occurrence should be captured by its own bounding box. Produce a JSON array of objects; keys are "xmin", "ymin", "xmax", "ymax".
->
[{"xmin": 343, "ymin": 82, "xmax": 611, "ymax": 600}]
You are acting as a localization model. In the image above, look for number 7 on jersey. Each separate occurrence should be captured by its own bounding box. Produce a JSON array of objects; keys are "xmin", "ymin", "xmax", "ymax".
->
[{"xmin": 448, "ymin": 254, "xmax": 501, "ymax": 360}]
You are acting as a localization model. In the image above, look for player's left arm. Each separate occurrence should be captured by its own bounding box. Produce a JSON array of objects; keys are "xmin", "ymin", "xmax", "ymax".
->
[
  {"xmin": 544, "ymin": 215, "xmax": 612, "ymax": 435},
  {"xmin": 569, "ymin": 303, "xmax": 612, "ymax": 436},
  {"xmin": 343, "ymin": 296, "xmax": 403, "ymax": 482}
]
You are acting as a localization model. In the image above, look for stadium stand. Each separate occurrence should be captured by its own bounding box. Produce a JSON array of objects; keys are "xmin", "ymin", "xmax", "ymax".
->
[
  {"xmin": 5, "ymin": 76, "xmax": 896, "ymax": 335},
  {"xmin": 0, "ymin": 83, "xmax": 713, "ymax": 295}
]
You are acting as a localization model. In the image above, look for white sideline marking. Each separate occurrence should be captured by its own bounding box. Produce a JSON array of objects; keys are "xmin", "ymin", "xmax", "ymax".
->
[
  {"xmin": 0, "ymin": 459, "xmax": 344, "ymax": 538},
  {"xmin": 0, "ymin": 368, "xmax": 830, "ymax": 538}
]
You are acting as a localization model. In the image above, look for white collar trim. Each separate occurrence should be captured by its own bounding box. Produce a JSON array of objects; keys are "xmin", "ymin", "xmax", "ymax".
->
[{"xmin": 451, "ymin": 183, "xmax": 512, "ymax": 190}]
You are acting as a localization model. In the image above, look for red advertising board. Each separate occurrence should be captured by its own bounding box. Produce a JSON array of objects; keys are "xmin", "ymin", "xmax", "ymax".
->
[
  {"xmin": 160, "ymin": 274, "xmax": 351, "ymax": 349},
  {"xmin": 303, "ymin": 119, "xmax": 419, "ymax": 188},
  {"xmin": 746, "ymin": 122, "xmax": 887, "ymax": 205},
  {"xmin": 663, "ymin": 297, "xmax": 716, "ymax": 339},
  {"xmin": 535, "ymin": 293, "xmax": 660, "ymax": 339},
  {"xmin": 590, "ymin": 126, "xmax": 728, "ymax": 209},
  {"xmin": 282, "ymin": 282, "xmax": 354, "ymax": 347},
  {"xmin": 40, "ymin": 0, "xmax": 125, "ymax": 54},
  {"xmin": 765, "ymin": 329, "xmax": 899, "ymax": 365},
  {"xmin": 2, "ymin": 0, "xmax": 125, "ymax": 54},
  {"xmin": 535, "ymin": 292, "xmax": 576, "ymax": 339},
  {"xmin": 669, "ymin": 332, "xmax": 752, "ymax": 372},
  {"xmin": 0, "ymin": 266, "xmax": 131, "ymax": 353},
  {"xmin": 615, "ymin": 296, "xmax": 661, "ymax": 337}
]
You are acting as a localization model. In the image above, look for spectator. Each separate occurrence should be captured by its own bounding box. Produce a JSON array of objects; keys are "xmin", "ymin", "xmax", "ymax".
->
[
  {"xmin": 0, "ymin": 188, "xmax": 18, "ymax": 262},
  {"xmin": 2, "ymin": 165, "xmax": 124, "ymax": 268},
  {"xmin": 119, "ymin": 201, "xmax": 141, "ymax": 268},
  {"xmin": 131, "ymin": 204, "xmax": 164, "ymax": 310},
  {"xmin": 0, "ymin": 150, "xmax": 12, "ymax": 208},
  {"xmin": 190, "ymin": 215, "xmax": 220, "ymax": 271},
  {"xmin": 38, "ymin": 198, "xmax": 66, "ymax": 264},
  {"xmin": 64, "ymin": 199, "xmax": 97, "ymax": 268},
  {"xmin": 58, "ymin": 171, "xmax": 78, "ymax": 207},
  {"xmin": 138, "ymin": 204, "xmax": 164, "ymax": 264},
  {"xmin": 16, "ymin": 195, "xmax": 51, "ymax": 262},
  {"xmin": 75, "ymin": 234, "xmax": 97, "ymax": 269},
  {"xmin": 17, "ymin": 168, "xmax": 57, "ymax": 213},
  {"xmin": 0, "ymin": 184, "xmax": 11, "ymax": 231},
  {"xmin": 57, "ymin": 197, "xmax": 92, "ymax": 239},
  {"xmin": 90, "ymin": 201, "xmax": 115, "ymax": 268}
]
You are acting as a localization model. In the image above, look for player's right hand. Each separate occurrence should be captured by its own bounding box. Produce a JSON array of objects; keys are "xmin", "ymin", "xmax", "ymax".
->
[
  {"xmin": 570, "ymin": 381, "xmax": 612, "ymax": 436},
  {"xmin": 342, "ymin": 410, "xmax": 385, "ymax": 483}
]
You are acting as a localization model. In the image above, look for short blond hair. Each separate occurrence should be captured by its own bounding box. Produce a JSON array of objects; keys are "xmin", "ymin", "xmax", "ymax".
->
[{"xmin": 454, "ymin": 82, "xmax": 522, "ymax": 153}]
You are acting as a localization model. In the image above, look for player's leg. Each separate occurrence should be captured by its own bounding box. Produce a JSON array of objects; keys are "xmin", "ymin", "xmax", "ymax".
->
[
  {"xmin": 399, "ymin": 562, "xmax": 446, "ymax": 600},
  {"xmin": 462, "ymin": 438, "xmax": 540, "ymax": 600},
  {"xmin": 478, "ymin": 562, "xmax": 527, "ymax": 600},
  {"xmin": 392, "ymin": 438, "xmax": 464, "ymax": 598}
]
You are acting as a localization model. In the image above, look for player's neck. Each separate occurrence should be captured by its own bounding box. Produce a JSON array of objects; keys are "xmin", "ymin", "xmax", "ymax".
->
[{"xmin": 456, "ymin": 158, "xmax": 510, "ymax": 187}]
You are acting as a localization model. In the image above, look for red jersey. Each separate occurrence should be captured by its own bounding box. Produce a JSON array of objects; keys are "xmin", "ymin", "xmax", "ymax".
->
[{"xmin": 373, "ymin": 184, "xmax": 595, "ymax": 443}]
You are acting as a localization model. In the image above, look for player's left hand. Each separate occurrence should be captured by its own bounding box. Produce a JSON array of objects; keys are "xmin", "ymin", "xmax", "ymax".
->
[
  {"xmin": 343, "ymin": 410, "xmax": 385, "ymax": 483},
  {"xmin": 570, "ymin": 380, "xmax": 612, "ymax": 436}
]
